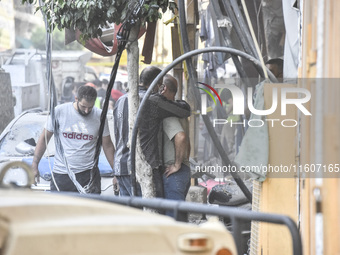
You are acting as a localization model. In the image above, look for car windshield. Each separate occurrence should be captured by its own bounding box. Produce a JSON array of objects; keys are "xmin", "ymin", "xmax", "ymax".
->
[{"xmin": 0, "ymin": 121, "xmax": 46, "ymax": 157}]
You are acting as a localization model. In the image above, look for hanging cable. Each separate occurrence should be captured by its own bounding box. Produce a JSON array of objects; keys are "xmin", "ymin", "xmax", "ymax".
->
[
  {"xmin": 229, "ymin": 0, "xmax": 258, "ymax": 58},
  {"xmin": 180, "ymin": 0, "xmax": 253, "ymax": 202},
  {"xmin": 220, "ymin": 0, "xmax": 269, "ymax": 78},
  {"xmin": 85, "ymin": 0, "xmax": 145, "ymax": 194},
  {"xmin": 209, "ymin": 0, "xmax": 251, "ymax": 140},
  {"xmin": 220, "ymin": 0, "xmax": 254, "ymax": 57},
  {"xmin": 210, "ymin": 0, "xmax": 248, "ymax": 79},
  {"xmin": 240, "ymin": 0, "xmax": 268, "ymax": 79},
  {"xmin": 41, "ymin": 0, "xmax": 87, "ymax": 193},
  {"xmin": 39, "ymin": 0, "xmax": 62, "ymax": 191}
]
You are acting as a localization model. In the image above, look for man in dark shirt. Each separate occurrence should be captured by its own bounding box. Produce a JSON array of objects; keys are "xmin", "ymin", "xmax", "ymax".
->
[{"xmin": 113, "ymin": 66, "xmax": 191, "ymax": 197}]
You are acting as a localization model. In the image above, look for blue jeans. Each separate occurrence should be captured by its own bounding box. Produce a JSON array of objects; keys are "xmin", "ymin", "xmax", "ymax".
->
[
  {"xmin": 163, "ymin": 164, "xmax": 191, "ymax": 218},
  {"xmin": 116, "ymin": 175, "xmax": 142, "ymax": 197}
]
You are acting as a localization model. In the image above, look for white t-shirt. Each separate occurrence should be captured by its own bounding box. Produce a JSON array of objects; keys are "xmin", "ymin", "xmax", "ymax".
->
[
  {"xmin": 163, "ymin": 117, "xmax": 189, "ymax": 167},
  {"xmin": 46, "ymin": 102, "xmax": 110, "ymax": 174}
]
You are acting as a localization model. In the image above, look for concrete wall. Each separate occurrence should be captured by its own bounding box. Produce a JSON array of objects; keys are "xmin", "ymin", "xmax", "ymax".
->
[{"xmin": 0, "ymin": 70, "xmax": 14, "ymax": 133}]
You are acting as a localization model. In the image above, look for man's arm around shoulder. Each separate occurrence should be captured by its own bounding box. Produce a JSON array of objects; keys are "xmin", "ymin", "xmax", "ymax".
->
[{"xmin": 149, "ymin": 94, "xmax": 191, "ymax": 118}]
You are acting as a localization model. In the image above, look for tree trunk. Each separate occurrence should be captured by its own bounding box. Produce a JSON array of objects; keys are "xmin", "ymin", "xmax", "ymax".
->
[{"xmin": 126, "ymin": 25, "xmax": 156, "ymax": 200}]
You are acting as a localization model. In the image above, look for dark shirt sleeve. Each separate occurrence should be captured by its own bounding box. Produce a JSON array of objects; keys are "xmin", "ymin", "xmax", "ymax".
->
[{"xmin": 148, "ymin": 94, "xmax": 191, "ymax": 119}]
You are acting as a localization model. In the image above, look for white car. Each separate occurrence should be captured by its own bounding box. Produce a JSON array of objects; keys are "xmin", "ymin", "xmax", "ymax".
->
[{"xmin": 0, "ymin": 188, "xmax": 237, "ymax": 255}]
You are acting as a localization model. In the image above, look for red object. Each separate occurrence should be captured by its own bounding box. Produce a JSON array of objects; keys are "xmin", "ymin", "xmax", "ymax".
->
[
  {"xmin": 199, "ymin": 179, "xmax": 226, "ymax": 194},
  {"xmin": 111, "ymin": 89, "xmax": 124, "ymax": 101},
  {"xmin": 85, "ymin": 82, "xmax": 96, "ymax": 88},
  {"xmin": 76, "ymin": 24, "xmax": 146, "ymax": 57}
]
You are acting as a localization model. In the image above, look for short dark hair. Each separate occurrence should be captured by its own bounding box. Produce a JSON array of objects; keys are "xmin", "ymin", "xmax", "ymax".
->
[
  {"xmin": 139, "ymin": 66, "xmax": 162, "ymax": 88},
  {"xmin": 102, "ymin": 79, "xmax": 109, "ymax": 85},
  {"xmin": 164, "ymin": 74, "xmax": 178, "ymax": 94},
  {"xmin": 93, "ymin": 79, "xmax": 102, "ymax": 88},
  {"xmin": 77, "ymin": 85, "xmax": 97, "ymax": 102}
]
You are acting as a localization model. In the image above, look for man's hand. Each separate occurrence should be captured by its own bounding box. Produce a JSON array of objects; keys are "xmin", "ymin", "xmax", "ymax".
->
[
  {"xmin": 32, "ymin": 164, "xmax": 40, "ymax": 185},
  {"xmin": 164, "ymin": 164, "xmax": 181, "ymax": 178},
  {"xmin": 31, "ymin": 128, "xmax": 53, "ymax": 185}
]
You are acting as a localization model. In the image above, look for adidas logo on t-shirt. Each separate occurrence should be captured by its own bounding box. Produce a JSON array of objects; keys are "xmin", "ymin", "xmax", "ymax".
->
[{"xmin": 63, "ymin": 132, "xmax": 94, "ymax": 140}]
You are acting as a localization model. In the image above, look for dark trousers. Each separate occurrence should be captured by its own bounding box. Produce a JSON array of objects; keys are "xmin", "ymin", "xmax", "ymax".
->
[{"xmin": 50, "ymin": 169, "xmax": 100, "ymax": 194}]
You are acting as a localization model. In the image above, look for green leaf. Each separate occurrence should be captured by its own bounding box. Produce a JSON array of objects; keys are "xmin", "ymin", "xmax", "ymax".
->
[
  {"xmin": 16, "ymin": 0, "xmax": 172, "ymax": 40},
  {"xmin": 76, "ymin": 0, "xmax": 82, "ymax": 9}
]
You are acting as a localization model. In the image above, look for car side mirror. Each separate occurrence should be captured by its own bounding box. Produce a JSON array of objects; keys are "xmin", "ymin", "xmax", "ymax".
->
[{"xmin": 15, "ymin": 141, "xmax": 35, "ymax": 156}]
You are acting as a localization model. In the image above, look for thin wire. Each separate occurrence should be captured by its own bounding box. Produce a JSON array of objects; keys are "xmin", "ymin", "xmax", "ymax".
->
[
  {"xmin": 42, "ymin": 0, "xmax": 85, "ymax": 193},
  {"xmin": 85, "ymin": 0, "xmax": 144, "ymax": 193},
  {"xmin": 47, "ymin": 22, "xmax": 59, "ymax": 191},
  {"xmin": 39, "ymin": 0, "xmax": 59, "ymax": 191}
]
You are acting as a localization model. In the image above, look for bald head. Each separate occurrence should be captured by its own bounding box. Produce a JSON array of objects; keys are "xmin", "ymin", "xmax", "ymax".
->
[{"xmin": 161, "ymin": 74, "xmax": 178, "ymax": 101}]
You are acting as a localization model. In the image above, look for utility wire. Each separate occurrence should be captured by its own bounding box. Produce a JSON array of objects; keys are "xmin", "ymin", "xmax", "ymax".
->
[{"xmin": 86, "ymin": 0, "xmax": 145, "ymax": 194}]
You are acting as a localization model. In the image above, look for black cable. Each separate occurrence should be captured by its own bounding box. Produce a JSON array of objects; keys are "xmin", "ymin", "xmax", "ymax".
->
[
  {"xmin": 179, "ymin": 0, "xmax": 252, "ymax": 203},
  {"xmin": 130, "ymin": 47, "xmax": 278, "ymax": 203},
  {"xmin": 229, "ymin": 0, "xmax": 259, "ymax": 58},
  {"xmin": 211, "ymin": 0, "xmax": 248, "ymax": 79},
  {"xmin": 85, "ymin": 1, "xmax": 143, "ymax": 193},
  {"xmin": 211, "ymin": 0, "xmax": 252, "ymax": 137},
  {"xmin": 220, "ymin": 0, "xmax": 254, "ymax": 57},
  {"xmin": 222, "ymin": 0, "xmax": 271, "ymax": 79}
]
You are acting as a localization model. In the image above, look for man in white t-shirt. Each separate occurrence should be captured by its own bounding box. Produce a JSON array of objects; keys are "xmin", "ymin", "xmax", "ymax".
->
[{"xmin": 32, "ymin": 85, "xmax": 115, "ymax": 193}]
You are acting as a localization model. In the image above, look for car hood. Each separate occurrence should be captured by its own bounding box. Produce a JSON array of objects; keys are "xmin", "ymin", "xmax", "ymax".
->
[{"xmin": 0, "ymin": 189, "xmax": 237, "ymax": 255}]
